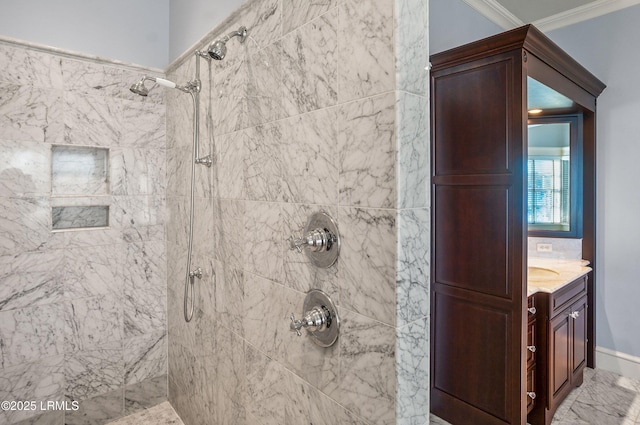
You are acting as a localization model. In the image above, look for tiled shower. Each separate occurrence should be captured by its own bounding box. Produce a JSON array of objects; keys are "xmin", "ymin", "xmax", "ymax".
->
[{"xmin": 0, "ymin": 0, "xmax": 429, "ymax": 424}]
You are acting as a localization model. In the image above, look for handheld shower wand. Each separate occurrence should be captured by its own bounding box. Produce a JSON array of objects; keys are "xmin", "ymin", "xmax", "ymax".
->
[{"xmin": 129, "ymin": 76, "xmax": 192, "ymax": 96}]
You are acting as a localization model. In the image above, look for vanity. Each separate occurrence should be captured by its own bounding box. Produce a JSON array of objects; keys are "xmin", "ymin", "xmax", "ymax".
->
[
  {"xmin": 429, "ymin": 24, "xmax": 605, "ymax": 425},
  {"xmin": 526, "ymin": 259, "xmax": 591, "ymax": 424}
]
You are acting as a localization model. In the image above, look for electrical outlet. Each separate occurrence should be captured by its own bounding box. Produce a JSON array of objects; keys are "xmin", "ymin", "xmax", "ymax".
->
[{"xmin": 537, "ymin": 243, "xmax": 553, "ymax": 252}]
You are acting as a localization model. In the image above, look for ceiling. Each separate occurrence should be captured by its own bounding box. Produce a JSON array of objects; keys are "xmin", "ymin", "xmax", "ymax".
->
[{"xmin": 462, "ymin": 0, "xmax": 640, "ymax": 31}]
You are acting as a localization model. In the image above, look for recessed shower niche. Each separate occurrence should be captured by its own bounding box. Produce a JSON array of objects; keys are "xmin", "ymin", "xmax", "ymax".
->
[{"xmin": 50, "ymin": 145, "xmax": 110, "ymax": 230}]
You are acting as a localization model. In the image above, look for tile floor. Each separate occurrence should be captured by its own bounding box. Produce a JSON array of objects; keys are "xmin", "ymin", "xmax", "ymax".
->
[
  {"xmin": 431, "ymin": 367, "xmax": 640, "ymax": 425},
  {"xmin": 107, "ymin": 368, "xmax": 640, "ymax": 425},
  {"xmin": 106, "ymin": 402, "xmax": 183, "ymax": 425}
]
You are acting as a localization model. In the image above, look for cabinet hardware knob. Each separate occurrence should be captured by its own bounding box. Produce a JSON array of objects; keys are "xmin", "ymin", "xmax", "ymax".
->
[
  {"xmin": 569, "ymin": 311, "xmax": 580, "ymax": 319},
  {"xmin": 527, "ymin": 345, "xmax": 536, "ymax": 353},
  {"xmin": 527, "ymin": 392, "xmax": 536, "ymax": 400},
  {"xmin": 528, "ymin": 307, "xmax": 537, "ymax": 315}
]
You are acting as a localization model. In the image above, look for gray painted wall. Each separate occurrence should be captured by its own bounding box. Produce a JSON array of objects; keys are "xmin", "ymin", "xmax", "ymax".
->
[
  {"xmin": 168, "ymin": 0, "xmax": 244, "ymax": 63},
  {"xmin": 429, "ymin": 0, "xmax": 501, "ymax": 54},
  {"xmin": 0, "ymin": 0, "xmax": 169, "ymax": 69},
  {"xmin": 431, "ymin": 0, "xmax": 640, "ymax": 359},
  {"xmin": 548, "ymin": 4, "xmax": 640, "ymax": 358}
]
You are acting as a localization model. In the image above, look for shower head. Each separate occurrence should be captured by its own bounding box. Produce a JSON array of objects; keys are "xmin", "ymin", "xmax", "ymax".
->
[
  {"xmin": 208, "ymin": 40, "xmax": 227, "ymax": 61},
  {"xmin": 130, "ymin": 78, "xmax": 149, "ymax": 96},
  {"xmin": 129, "ymin": 76, "xmax": 188, "ymax": 97},
  {"xmin": 206, "ymin": 26, "xmax": 248, "ymax": 60}
]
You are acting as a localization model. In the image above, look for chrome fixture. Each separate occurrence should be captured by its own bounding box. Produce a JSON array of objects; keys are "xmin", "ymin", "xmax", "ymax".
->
[
  {"xmin": 288, "ymin": 211, "xmax": 340, "ymax": 268},
  {"xmin": 129, "ymin": 76, "xmax": 195, "ymax": 97},
  {"xmin": 205, "ymin": 26, "xmax": 248, "ymax": 60},
  {"xmin": 290, "ymin": 290, "xmax": 340, "ymax": 347}
]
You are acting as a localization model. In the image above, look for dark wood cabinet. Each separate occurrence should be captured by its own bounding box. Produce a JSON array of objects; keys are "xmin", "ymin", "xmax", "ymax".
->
[
  {"xmin": 529, "ymin": 275, "xmax": 589, "ymax": 425},
  {"xmin": 430, "ymin": 25, "xmax": 604, "ymax": 425}
]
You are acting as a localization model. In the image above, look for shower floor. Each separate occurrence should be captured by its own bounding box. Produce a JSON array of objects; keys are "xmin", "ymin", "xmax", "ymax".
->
[{"xmin": 106, "ymin": 402, "xmax": 184, "ymax": 425}]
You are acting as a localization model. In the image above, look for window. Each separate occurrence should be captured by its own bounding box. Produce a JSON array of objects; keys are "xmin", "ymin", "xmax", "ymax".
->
[{"xmin": 528, "ymin": 158, "xmax": 570, "ymax": 230}]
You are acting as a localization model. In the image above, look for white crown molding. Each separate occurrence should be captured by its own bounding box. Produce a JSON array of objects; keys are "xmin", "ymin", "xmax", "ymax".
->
[
  {"xmin": 533, "ymin": 0, "xmax": 640, "ymax": 32},
  {"xmin": 461, "ymin": 0, "xmax": 524, "ymax": 29}
]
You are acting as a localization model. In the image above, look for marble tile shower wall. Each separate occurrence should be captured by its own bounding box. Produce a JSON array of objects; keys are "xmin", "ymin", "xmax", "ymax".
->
[
  {"xmin": 165, "ymin": 0, "xmax": 429, "ymax": 425},
  {"xmin": 0, "ymin": 43, "xmax": 168, "ymax": 424}
]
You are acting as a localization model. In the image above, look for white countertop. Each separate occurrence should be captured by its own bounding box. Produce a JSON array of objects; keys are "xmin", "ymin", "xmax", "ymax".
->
[{"xmin": 527, "ymin": 257, "xmax": 592, "ymax": 296}]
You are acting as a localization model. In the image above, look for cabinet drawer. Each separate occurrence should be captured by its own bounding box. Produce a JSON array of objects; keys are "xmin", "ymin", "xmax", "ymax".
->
[
  {"xmin": 552, "ymin": 276, "xmax": 587, "ymax": 316},
  {"xmin": 528, "ymin": 295, "xmax": 536, "ymax": 317},
  {"xmin": 527, "ymin": 365, "xmax": 536, "ymax": 413},
  {"xmin": 527, "ymin": 319, "xmax": 536, "ymax": 367}
]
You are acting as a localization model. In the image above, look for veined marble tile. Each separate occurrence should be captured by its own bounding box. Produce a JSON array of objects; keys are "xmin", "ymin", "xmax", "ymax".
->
[
  {"xmin": 61, "ymin": 245, "xmax": 123, "ymax": 300},
  {"xmin": 216, "ymin": 325, "xmax": 246, "ymax": 425},
  {"xmin": 164, "ymin": 91, "xmax": 191, "ymax": 151},
  {"xmin": 12, "ymin": 410, "xmax": 64, "ymax": 425},
  {"xmin": 338, "ymin": 93, "xmax": 396, "ymax": 209},
  {"xmin": 246, "ymin": 41, "xmax": 283, "ymax": 127},
  {"xmin": 0, "ymin": 197, "xmax": 50, "ymax": 257},
  {"xmin": 338, "ymin": 207, "xmax": 396, "ymax": 325},
  {"xmin": 122, "ymin": 241, "xmax": 167, "ymax": 292},
  {"xmin": 337, "ymin": 0, "xmax": 394, "ymax": 102},
  {"xmin": 123, "ymin": 280, "xmax": 166, "ymax": 338},
  {"xmin": 282, "ymin": 0, "xmax": 337, "ymax": 35},
  {"xmin": 245, "ymin": 345, "xmax": 289, "ymax": 425},
  {"xmin": 0, "ymin": 251, "xmax": 64, "ymax": 312},
  {"xmin": 281, "ymin": 10, "xmax": 338, "ymax": 117},
  {"xmin": 565, "ymin": 369, "xmax": 640, "ymax": 425},
  {"xmin": 395, "ymin": 0, "xmax": 429, "ymax": 96},
  {"xmin": 64, "ymin": 295, "xmax": 123, "ymax": 352},
  {"xmin": 397, "ymin": 92, "xmax": 429, "ymax": 209},
  {"xmin": 214, "ymin": 261, "xmax": 245, "ymax": 337},
  {"xmin": 165, "ymin": 147, "xmax": 190, "ymax": 198},
  {"xmin": 124, "ymin": 374, "xmax": 168, "ymax": 416},
  {"xmin": 0, "ymin": 139, "xmax": 51, "ymax": 197},
  {"xmin": 121, "ymin": 99, "xmax": 167, "ymax": 149},
  {"xmin": 213, "ymin": 130, "xmax": 246, "ymax": 200},
  {"xmin": 124, "ymin": 332, "xmax": 167, "ymax": 385},
  {"xmin": 329, "ymin": 308, "xmax": 396, "ymax": 425},
  {"xmin": 242, "ymin": 0, "xmax": 282, "ymax": 55},
  {"xmin": 396, "ymin": 317, "xmax": 429, "ymax": 425},
  {"xmin": 0, "ymin": 44, "xmax": 63, "ymax": 89},
  {"xmin": 61, "ymin": 58, "xmax": 124, "ymax": 98},
  {"xmin": 0, "ymin": 84, "xmax": 63, "ymax": 143},
  {"xmin": 212, "ymin": 199, "xmax": 245, "ymax": 274},
  {"xmin": 0, "ymin": 355, "xmax": 64, "ymax": 424},
  {"xmin": 285, "ymin": 371, "xmax": 370, "ymax": 425},
  {"xmin": 63, "ymin": 92, "xmax": 122, "ymax": 146},
  {"xmin": 280, "ymin": 107, "xmax": 339, "ymax": 204},
  {"xmin": 108, "ymin": 400, "xmax": 181, "ymax": 425},
  {"xmin": 282, "ymin": 203, "xmax": 339, "ymax": 296},
  {"xmin": 212, "ymin": 59, "xmax": 247, "ymax": 135},
  {"xmin": 111, "ymin": 196, "xmax": 165, "ymax": 230},
  {"xmin": 0, "ymin": 303, "xmax": 64, "ymax": 369},
  {"xmin": 64, "ymin": 388, "xmax": 124, "ymax": 425},
  {"xmin": 190, "ymin": 197, "xmax": 214, "ymax": 257},
  {"xmin": 244, "ymin": 201, "xmax": 283, "ymax": 282},
  {"xmin": 279, "ymin": 284, "xmax": 340, "ymax": 391},
  {"xmin": 243, "ymin": 273, "xmax": 284, "ymax": 357},
  {"xmin": 64, "ymin": 341, "xmax": 123, "ymax": 400},
  {"xmin": 244, "ymin": 123, "xmax": 287, "ymax": 202},
  {"xmin": 397, "ymin": 208, "xmax": 429, "ymax": 327},
  {"xmin": 111, "ymin": 148, "xmax": 166, "ymax": 196}
]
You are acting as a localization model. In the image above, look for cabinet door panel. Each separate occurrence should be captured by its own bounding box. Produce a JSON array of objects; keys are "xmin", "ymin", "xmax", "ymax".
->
[
  {"xmin": 549, "ymin": 312, "xmax": 571, "ymax": 396},
  {"xmin": 571, "ymin": 297, "xmax": 588, "ymax": 377}
]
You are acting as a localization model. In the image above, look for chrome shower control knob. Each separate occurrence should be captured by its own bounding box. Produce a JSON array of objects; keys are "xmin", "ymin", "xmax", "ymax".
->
[
  {"xmin": 289, "ymin": 290, "xmax": 339, "ymax": 347},
  {"xmin": 287, "ymin": 212, "xmax": 340, "ymax": 268}
]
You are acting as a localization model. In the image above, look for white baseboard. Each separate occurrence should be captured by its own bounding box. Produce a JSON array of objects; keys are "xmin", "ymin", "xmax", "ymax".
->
[{"xmin": 595, "ymin": 346, "xmax": 640, "ymax": 380}]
